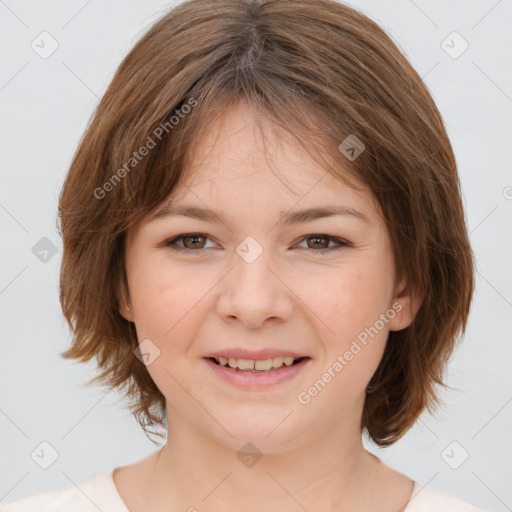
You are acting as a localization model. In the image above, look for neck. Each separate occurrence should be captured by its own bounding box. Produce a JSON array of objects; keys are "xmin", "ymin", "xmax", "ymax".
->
[{"xmin": 146, "ymin": 409, "xmax": 383, "ymax": 512}]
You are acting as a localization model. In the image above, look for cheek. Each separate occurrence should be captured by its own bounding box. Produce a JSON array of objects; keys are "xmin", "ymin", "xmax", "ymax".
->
[
  {"xmin": 129, "ymin": 258, "xmax": 214, "ymax": 357},
  {"xmin": 305, "ymin": 264, "xmax": 391, "ymax": 381},
  {"xmin": 132, "ymin": 268, "xmax": 174, "ymax": 330},
  {"xmin": 311, "ymin": 265, "xmax": 389, "ymax": 335},
  {"xmin": 128, "ymin": 263, "xmax": 213, "ymax": 398}
]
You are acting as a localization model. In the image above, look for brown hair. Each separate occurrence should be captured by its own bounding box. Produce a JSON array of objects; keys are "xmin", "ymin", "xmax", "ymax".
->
[{"xmin": 58, "ymin": 0, "xmax": 475, "ymax": 446}]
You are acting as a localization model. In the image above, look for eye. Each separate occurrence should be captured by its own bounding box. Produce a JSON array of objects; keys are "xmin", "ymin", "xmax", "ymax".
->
[
  {"xmin": 164, "ymin": 233, "xmax": 215, "ymax": 253},
  {"xmin": 295, "ymin": 234, "xmax": 350, "ymax": 253},
  {"xmin": 164, "ymin": 233, "xmax": 350, "ymax": 255}
]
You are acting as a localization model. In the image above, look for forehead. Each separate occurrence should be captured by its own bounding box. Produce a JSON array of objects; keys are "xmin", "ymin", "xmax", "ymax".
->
[{"xmin": 172, "ymin": 101, "xmax": 378, "ymax": 216}]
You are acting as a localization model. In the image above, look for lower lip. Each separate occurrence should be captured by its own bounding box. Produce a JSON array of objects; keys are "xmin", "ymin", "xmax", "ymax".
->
[{"xmin": 203, "ymin": 357, "xmax": 312, "ymax": 389}]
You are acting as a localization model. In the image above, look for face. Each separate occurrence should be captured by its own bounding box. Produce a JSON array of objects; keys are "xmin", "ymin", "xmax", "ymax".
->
[{"xmin": 120, "ymin": 101, "xmax": 421, "ymax": 453}]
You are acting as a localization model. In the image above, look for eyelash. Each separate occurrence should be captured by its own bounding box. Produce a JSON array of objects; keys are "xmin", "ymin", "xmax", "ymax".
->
[{"xmin": 163, "ymin": 233, "xmax": 350, "ymax": 255}]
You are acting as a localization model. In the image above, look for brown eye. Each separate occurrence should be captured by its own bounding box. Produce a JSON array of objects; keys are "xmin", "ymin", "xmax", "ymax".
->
[
  {"xmin": 181, "ymin": 234, "xmax": 207, "ymax": 249},
  {"xmin": 164, "ymin": 233, "xmax": 349, "ymax": 255},
  {"xmin": 164, "ymin": 233, "xmax": 214, "ymax": 254},
  {"xmin": 296, "ymin": 234, "xmax": 350, "ymax": 254},
  {"xmin": 306, "ymin": 235, "xmax": 330, "ymax": 250}
]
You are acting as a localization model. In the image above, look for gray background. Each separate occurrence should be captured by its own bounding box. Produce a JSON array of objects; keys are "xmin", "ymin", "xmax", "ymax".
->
[{"xmin": 1, "ymin": 0, "xmax": 511, "ymax": 510}]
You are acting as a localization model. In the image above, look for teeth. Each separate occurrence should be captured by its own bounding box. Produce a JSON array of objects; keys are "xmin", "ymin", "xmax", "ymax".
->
[
  {"xmin": 255, "ymin": 359, "xmax": 273, "ymax": 370},
  {"xmin": 214, "ymin": 356, "xmax": 298, "ymax": 371},
  {"xmin": 231, "ymin": 358, "xmax": 253, "ymax": 370},
  {"xmin": 270, "ymin": 356, "xmax": 283, "ymax": 369}
]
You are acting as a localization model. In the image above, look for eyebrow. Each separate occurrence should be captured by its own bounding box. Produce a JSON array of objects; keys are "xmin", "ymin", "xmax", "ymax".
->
[{"xmin": 150, "ymin": 203, "xmax": 370, "ymax": 225}]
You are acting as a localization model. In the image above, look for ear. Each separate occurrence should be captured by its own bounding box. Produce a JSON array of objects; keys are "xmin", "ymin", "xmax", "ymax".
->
[
  {"xmin": 117, "ymin": 277, "xmax": 135, "ymax": 323},
  {"xmin": 388, "ymin": 279, "xmax": 424, "ymax": 332}
]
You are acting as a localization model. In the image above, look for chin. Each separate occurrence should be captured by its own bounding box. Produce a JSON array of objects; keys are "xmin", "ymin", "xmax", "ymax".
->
[{"xmin": 207, "ymin": 414, "xmax": 304, "ymax": 453}]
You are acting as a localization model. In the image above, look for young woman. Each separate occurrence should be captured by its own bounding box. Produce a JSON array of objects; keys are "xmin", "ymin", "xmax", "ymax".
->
[{"xmin": 2, "ymin": 0, "xmax": 488, "ymax": 510}]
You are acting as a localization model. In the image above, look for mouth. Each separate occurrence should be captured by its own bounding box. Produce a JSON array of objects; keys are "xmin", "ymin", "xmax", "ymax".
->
[
  {"xmin": 206, "ymin": 356, "xmax": 310, "ymax": 373},
  {"xmin": 203, "ymin": 353, "xmax": 312, "ymax": 389}
]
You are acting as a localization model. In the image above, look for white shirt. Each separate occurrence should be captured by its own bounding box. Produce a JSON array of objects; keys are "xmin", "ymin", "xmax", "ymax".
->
[{"xmin": 0, "ymin": 471, "xmax": 491, "ymax": 511}]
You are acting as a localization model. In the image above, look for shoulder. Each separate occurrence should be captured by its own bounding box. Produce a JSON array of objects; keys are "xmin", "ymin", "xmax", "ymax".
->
[
  {"xmin": 407, "ymin": 482, "xmax": 492, "ymax": 512},
  {"xmin": 0, "ymin": 471, "xmax": 128, "ymax": 512}
]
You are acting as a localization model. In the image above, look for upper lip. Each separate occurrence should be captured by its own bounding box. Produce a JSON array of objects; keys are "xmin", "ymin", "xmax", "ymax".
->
[{"xmin": 204, "ymin": 348, "xmax": 309, "ymax": 360}]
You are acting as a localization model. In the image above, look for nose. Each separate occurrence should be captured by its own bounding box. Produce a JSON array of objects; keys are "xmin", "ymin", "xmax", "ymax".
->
[{"xmin": 215, "ymin": 241, "xmax": 294, "ymax": 329}]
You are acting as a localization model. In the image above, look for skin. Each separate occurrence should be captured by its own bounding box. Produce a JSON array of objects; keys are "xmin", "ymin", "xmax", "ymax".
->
[{"xmin": 115, "ymin": 100, "xmax": 423, "ymax": 512}]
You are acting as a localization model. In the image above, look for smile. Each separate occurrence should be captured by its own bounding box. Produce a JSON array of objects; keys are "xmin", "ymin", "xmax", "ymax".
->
[
  {"xmin": 210, "ymin": 356, "xmax": 306, "ymax": 372},
  {"xmin": 203, "ymin": 356, "xmax": 312, "ymax": 389}
]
